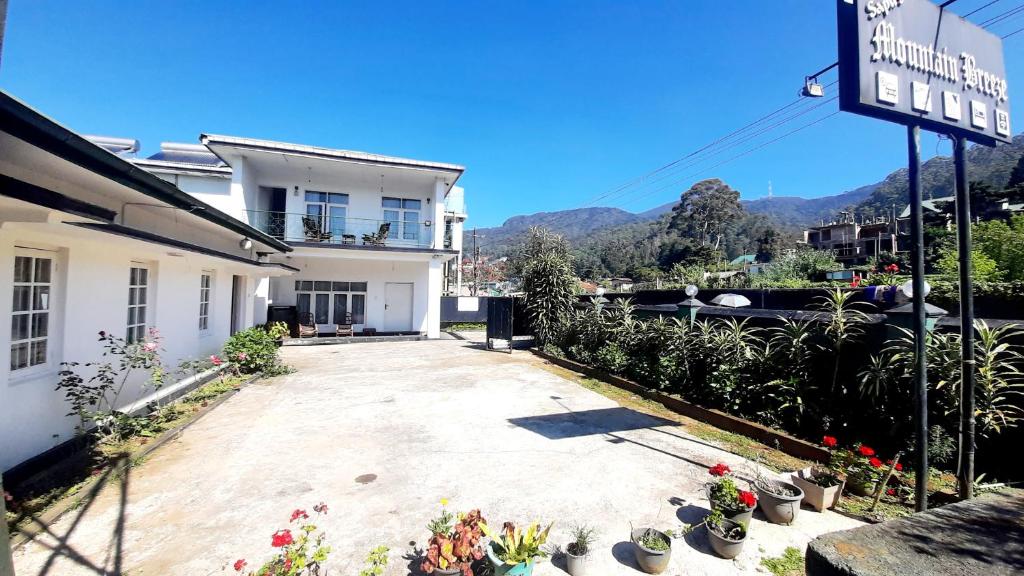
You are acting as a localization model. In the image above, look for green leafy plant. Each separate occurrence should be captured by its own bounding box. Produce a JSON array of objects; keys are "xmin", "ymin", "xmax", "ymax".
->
[
  {"xmin": 223, "ymin": 326, "xmax": 290, "ymax": 375},
  {"xmin": 515, "ymin": 227, "xmax": 577, "ymax": 346},
  {"xmin": 358, "ymin": 546, "xmax": 389, "ymax": 576},
  {"xmin": 706, "ymin": 463, "xmax": 757, "ymax": 511},
  {"xmin": 266, "ymin": 321, "xmax": 290, "ymax": 341},
  {"xmin": 681, "ymin": 509, "xmax": 745, "ymax": 541},
  {"xmin": 480, "ymin": 520, "xmax": 552, "ymax": 566},
  {"xmin": 232, "ymin": 502, "xmax": 332, "ymax": 575},
  {"xmin": 421, "ymin": 507, "xmax": 486, "ymax": 575},
  {"xmin": 633, "ymin": 528, "xmax": 670, "ymax": 552},
  {"xmin": 761, "ymin": 546, "xmax": 803, "ymax": 576},
  {"xmin": 56, "ymin": 329, "xmax": 167, "ymax": 442},
  {"xmin": 565, "ymin": 524, "xmax": 596, "ymax": 557}
]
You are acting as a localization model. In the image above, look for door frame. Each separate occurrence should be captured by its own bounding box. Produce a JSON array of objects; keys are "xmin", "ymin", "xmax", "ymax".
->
[{"xmin": 383, "ymin": 282, "xmax": 414, "ymax": 332}]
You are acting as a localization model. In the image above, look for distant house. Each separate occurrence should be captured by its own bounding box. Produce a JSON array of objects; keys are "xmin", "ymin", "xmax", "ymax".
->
[
  {"xmin": 897, "ymin": 196, "xmax": 1024, "ymax": 219},
  {"xmin": 802, "ymin": 211, "xmax": 899, "ymax": 265},
  {"xmin": 608, "ymin": 278, "xmax": 634, "ymax": 292},
  {"xmin": 730, "ymin": 254, "xmax": 756, "ymax": 266},
  {"xmin": 579, "ymin": 280, "xmax": 599, "ymax": 294}
]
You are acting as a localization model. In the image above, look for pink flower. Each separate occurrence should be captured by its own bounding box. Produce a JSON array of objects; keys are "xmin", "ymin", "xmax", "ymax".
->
[
  {"xmin": 236, "ymin": 352, "xmax": 248, "ymax": 361},
  {"xmin": 290, "ymin": 509, "xmax": 308, "ymax": 522},
  {"xmin": 233, "ymin": 559, "xmax": 247, "ymax": 572},
  {"xmin": 313, "ymin": 502, "xmax": 329, "ymax": 514},
  {"xmin": 143, "ymin": 342, "xmax": 158, "ymax": 352},
  {"xmin": 210, "ymin": 355, "xmax": 223, "ymax": 366}
]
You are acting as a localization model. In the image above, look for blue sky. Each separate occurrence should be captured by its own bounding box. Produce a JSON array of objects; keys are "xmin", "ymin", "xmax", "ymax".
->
[{"xmin": 2, "ymin": 0, "xmax": 1022, "ymax": 227}]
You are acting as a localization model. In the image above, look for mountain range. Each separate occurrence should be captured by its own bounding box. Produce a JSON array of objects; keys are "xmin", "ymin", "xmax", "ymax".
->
[{"xmin": 467, "ymin": 134, "xmax": 1024, "ymax": 258}]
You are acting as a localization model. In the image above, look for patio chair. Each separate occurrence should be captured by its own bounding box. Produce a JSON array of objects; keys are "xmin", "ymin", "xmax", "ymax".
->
[
  {"xmin": 335, "ymin": 313, "xmax": 353, "ymax": 338},
  {"xmin": 362, "ymin": 222, "xmax": 391, "ymax": 246},
  {"xmin": 302, "ymin": 216, "xmax": 332, "ymax": 242},
  {"xmin": 298, "ymin": 312, "xmax": 318, "ymax": 338}
]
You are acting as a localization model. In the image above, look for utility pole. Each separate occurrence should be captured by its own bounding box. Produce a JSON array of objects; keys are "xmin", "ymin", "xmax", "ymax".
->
[
  {"xmin": 954, "ymin": 136, "xmax": 977, "ymax": 500},
  {"xmin": 470, "ymin": 228, "xmax": 482, "ymax": 297}
]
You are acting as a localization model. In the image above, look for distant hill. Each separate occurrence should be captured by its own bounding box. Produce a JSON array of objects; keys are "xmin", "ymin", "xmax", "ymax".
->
[
  {"xmin": 856, "ymin": 134, "xmax": 1024, "ymax": 216},
  {"xmin": 469, "ymin": 134, "xmax": 1024, "ymax": 259}
]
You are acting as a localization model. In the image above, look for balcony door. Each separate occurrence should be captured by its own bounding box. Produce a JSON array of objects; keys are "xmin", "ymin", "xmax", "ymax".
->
[
  {"xmin": 305, "ymin": 191, "xmax": 348, "ymax": 241},
  {"xmin": 382, "ymin": 197, "xmax": 421, "ymax": 244}
]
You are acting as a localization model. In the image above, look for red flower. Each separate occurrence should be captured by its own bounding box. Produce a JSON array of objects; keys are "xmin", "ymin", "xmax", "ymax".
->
[
  {"xmin": 850, "ymin": 275, "xmax": 862, "ymax": 288},
  {"xmin": 210, "ymin": 354, "xmax": 223, "ymax": 366},
  {"xmin": 709, "ymin": 463, "xmax": 731, "ymax": 477},
  {"xmin": 886, "ymin": 264, "xmax": 900, "ymax": 273},
  {"xmin": 738, "ymin": 490, "xmax": 757, "ymax": 508},
  {"xmin": 313, "ymin": 502, "xmax": 329, "ymax": 514},
  {"xmin": 290, "ymin": 509, "xmax": 308, "ymax": 522},
  {"xmin": 869, "ymin": 457, "xmax": 883, "ymax": 468},
  {"xmin": 233, "ymin": 559, "xmax": 247, "ymax": 572},
  {"xmin": 271, "ymin": 529, "xmax": 293, "ymax": 548},
  {"xmin": 857, "ymin": 445, "xmax": 875, "ymax": 457},
  {"xmin": 887, "ymin": 488, "xmax": 896, "ymax": 496},
  {"xmin": 895, "ymin": 462, "xmax": 903, "ymax": 471},
  {"xmin": 822, "ymin": 436, "xmax": 838, "ymax": 448}
]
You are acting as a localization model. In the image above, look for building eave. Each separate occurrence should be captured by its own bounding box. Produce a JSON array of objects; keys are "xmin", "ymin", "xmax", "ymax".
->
[{"xmin": 0, "ymin": 91, "xmax": 292, "ymax": 253}]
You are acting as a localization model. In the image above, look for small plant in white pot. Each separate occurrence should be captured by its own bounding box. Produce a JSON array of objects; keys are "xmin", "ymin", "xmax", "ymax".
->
[{"xmin": 564, "ymin": 525, "xmax": 596, "ymax": 576}]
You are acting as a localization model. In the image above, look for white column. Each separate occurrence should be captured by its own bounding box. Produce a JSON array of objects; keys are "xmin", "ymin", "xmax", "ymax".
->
[
  {"xmin": 253, "ymin": 276, "xmax": 270, "ymax": 325},
  {"xmin": 432, "ymin": 179, "xmax": 446, "ymax": 249},
  {"xmin": 426, "ymin": 258, "xmax": 443, "ymax": 338}
]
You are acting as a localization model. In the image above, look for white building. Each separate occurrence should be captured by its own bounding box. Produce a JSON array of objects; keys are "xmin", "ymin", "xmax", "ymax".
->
[
  {"xmin": 0, "ymin": 93, "xmax": 293, "ymax": 472},
  {"xmin": 132, "ymin": 135, "xmax": 467, "ymax": 339}
]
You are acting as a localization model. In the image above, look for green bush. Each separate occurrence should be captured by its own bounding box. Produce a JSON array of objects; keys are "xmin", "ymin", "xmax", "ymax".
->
[
  {"xmin": 223, "ymin": 327, "xmax": 288, "ymax": 375},
  {"xmin": 594, "ymin": 343, "xmax": 629, "ymax": 374}
]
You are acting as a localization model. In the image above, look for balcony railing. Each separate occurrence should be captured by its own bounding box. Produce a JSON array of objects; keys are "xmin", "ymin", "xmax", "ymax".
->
[{"xmin": 245, "ymin": 210, "xmax": 433, "ymax": 248}]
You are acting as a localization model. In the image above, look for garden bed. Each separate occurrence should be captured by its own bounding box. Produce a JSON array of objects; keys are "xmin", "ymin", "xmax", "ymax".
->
[
  {"xmin": 4, "ymin": 372, "xmax": 254, "ymax": 545},
  {"xmin": 530, "ymin": 348, "xmax": 830, "ymax": 463}
]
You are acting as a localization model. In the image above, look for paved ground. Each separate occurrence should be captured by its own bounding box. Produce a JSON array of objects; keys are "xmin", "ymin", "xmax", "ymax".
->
[{"xmin": 12, "ymin": 338, "xmax": 861, "ymax": 575}]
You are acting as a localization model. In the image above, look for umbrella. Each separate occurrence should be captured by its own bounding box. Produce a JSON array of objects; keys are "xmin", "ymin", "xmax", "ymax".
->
[{"xmin": 710, "ymin": 293, "xmax": 751, "ymax": 308}]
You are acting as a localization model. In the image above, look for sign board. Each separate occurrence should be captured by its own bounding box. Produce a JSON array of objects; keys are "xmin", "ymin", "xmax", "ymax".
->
[
  {"xmin": 837, "ymin": 0, "xmax": 1011, "ymax": 145},
  {"xmin": 457, "ymin": 296, "xmax": 480, "ymax": 312}
]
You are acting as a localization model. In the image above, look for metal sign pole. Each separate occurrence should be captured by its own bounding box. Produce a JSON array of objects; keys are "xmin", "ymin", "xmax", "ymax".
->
[
  {"xmin": 954, "ymin": 136, "xmax": 977, "ymax": 499},
  {"xmin": 907, "ymin": 124, "xmax": 929, "ymax": 512}
]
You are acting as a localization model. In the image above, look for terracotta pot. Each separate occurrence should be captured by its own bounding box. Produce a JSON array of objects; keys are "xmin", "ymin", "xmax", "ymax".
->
[{"xmin": 790, "ymin": 467, "xmax": 846, "ymax": 512}]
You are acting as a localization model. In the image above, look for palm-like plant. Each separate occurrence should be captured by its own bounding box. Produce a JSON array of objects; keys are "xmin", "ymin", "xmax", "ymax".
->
[
  {"xmin": 973, "ymin": 321, "xmax": 1024, "ymax": 436},
  {"xmin": 815, "ymin": 288, "xmax": 873, "ymax": 393}
]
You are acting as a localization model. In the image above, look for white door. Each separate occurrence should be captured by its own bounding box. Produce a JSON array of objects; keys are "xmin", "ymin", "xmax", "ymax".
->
[{"xmin": 383, "ymin": 282, "xmax": 413, "ymax": 332}]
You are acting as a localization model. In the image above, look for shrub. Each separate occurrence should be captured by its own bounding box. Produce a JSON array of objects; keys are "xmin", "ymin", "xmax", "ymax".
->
[
  {"xmin": 594, "ymin": 343, "xmax": 629, "ymax": 374},
  {"xmin": 223, "ymin": 327, "xmax": 288, "ymax": 375}
]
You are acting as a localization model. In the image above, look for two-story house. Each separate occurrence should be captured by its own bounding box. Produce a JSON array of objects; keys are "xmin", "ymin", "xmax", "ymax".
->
[{"xmin": 132, "ymin": 135, "xmax": 466, "ymax": 338}]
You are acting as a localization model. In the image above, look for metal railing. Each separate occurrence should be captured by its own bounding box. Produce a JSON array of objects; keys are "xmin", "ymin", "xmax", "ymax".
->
[{"xmin": 245, "ymin": 210, "xmax": 433, "ymax": 248}]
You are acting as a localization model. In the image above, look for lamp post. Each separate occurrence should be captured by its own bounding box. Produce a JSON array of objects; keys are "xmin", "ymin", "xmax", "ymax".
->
[{"xmin": 676, "ymin": 284, "xmax": 704, "ymax": 324}]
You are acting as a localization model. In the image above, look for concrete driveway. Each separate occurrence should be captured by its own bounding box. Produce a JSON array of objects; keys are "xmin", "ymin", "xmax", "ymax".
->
[{"xmin": 12, "ymin": 338, "xmax": 860, "ymax": 575}]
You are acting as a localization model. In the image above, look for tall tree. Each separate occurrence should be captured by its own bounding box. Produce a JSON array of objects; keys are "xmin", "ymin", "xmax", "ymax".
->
[
  {"xmin": 668, "ymin": 178, "xmax": 743, "ymax": 250},
  {"xmin": 514, "ymin": 227, "xmax": 577, "ymax": 345}
]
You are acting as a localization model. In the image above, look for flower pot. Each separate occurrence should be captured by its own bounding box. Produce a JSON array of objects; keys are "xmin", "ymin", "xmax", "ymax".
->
[
  {"xmin": 790, "ymin": 467, "xmax": 846, "ymax": 512},
  {"xmin": 630, "ymin": 528, "xmax": 672, "ymax": 574},
  {"xmin": 705, "ymin": 483, "xmax": 756, "ymax": 526},
  {"xmin": 754, "ymin": 480, "xmax": 805, "ymax": 525},
  {"xmin": 432, "ymin": 566, "xmax": 462, "ymax": 576},
  {"xmin": 706, "ymin": 520, "xmax": 747, "ymax": 559},
  {"xmin": 485, "ymin": 541, "xmax": 536, "ymax": 576},
  {"xmin": 845, "ymin": 473, "xmax": 876, "ymax": 497},
  {"xmin": 565, "ymin": 549, "xmax": 588, "ymax": 576}
]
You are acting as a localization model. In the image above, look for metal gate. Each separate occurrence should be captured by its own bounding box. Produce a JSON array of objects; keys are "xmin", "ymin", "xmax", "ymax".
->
[{"xmin": 485, "ymin": 297, "xmax": 514, "ymax": 353}]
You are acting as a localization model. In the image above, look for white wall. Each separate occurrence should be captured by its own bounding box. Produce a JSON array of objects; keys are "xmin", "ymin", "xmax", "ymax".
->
[
  {"xmin": 0, "ymin": 224, "xmax": 267, "ymax": 471},
  {"xmin": 270, "ymin": 256, "xmax": 437, "ymax": 336}
]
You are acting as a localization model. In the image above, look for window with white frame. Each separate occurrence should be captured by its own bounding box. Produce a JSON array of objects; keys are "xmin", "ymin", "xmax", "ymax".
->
[
  {"xmin": 127, "ymin": 265, "xmax": 149, "ymax": 343},
  {"xmin": 198, "ymin": 272, "xmax": 212, "ymax": 332},
  {"xmin": 10, "ymin": 251, "xmax": 53, "ymax": 371},
  {"xmin": 305, "ymin": 191, "xmax": 349, "ymax": 239},
  {"xmin": 382, "ymin": 197, "xmax": 421, "ymax": 241}
]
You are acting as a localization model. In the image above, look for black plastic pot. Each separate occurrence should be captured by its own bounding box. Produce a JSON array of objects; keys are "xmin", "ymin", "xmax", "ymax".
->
[
  {"xmin": 754, "ymin": 480, "xmax": 805, "ymax": 525},
  {"xmin": 630, "ymin": 528, "xmax": 672, "ymax": 574},
  {"xmin": 705, "ymin": 482, "xmax": 756, "ymax": 526},
  {"xmin": 706, "ymin": 520, "xmax": 747, "ymax": 559}
]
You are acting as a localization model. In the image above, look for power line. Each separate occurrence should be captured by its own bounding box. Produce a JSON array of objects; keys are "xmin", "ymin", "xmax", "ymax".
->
[
  {"xmin": 1003, "ymin": 23, "xmax": 1024, "ymax": 36},
  {"xmin": 979, "ymin": 2, "xmax": 1024, "ymax": 26},
  {"xmin": 594, "ymin": 95, "xmax": 839, "ymax": 208},
  {"xmin": 964, "ymin": 0, "xmax": 1004, "ymax": 17}
]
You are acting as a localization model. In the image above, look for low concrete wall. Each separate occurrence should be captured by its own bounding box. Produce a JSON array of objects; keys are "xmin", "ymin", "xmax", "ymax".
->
[{"xmin": 531, "ymin": 348, "xmax": 829, "ymax": 463}]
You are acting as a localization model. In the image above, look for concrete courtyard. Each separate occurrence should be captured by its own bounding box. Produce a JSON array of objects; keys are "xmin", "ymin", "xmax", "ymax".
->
[{"xmin": 12, "ymin": 338, "xmax": 860, "ymax": 575}]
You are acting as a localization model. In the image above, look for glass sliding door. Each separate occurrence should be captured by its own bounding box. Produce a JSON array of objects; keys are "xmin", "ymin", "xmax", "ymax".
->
[{"xmin": 382, "ymin": 197, "xmax": 421, "ymax": 244}]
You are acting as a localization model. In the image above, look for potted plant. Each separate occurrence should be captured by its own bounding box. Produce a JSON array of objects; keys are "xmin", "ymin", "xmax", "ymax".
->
[
  {"xmin": 790, "ymin": 436, "xmax": 847, "ymax": 512},
  {"xmin": 704, "ymin": 463, "xmax": 758, "ymax": 526},
  {"xmin": 629, "ymin": 527, "xmax": 672, "ymax": 574},
  {"xmin": 827, "ymin": 439, "xmax": 891, "ymax": 496},
  {"xmin": 564, "ymin": 524, "xmax": 596, "ymax": 576},
  {"xmin": 421, "ymin": 502, "xmax": 486, "ymax": 576},
  {"xmin": 480, "ymin": 520, "xmax": 552, "ymax": 576},
  {"xmin": 682, "ymin": 509, "xmax": 747, "ymax": 559},
  {"xmin": 752, "ymin": 475, "xmax": 804, "ymax": 525}
]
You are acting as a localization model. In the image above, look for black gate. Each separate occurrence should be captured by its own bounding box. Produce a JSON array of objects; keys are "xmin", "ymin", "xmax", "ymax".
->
[{"xmin": 486, "ymin": 297, "xmax": 514, "ymax": 353}]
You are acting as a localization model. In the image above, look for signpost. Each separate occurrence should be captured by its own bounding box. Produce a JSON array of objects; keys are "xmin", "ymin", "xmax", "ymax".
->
[{"xmin": 836, "ymin": 0, "xmax": 1012, "ymax": 509}]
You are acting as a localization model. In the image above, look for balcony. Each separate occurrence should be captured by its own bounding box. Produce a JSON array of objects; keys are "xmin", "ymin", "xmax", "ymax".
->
[{"xmin": 245, "ymin": 210, "xmax": 433, "ymax": 249}]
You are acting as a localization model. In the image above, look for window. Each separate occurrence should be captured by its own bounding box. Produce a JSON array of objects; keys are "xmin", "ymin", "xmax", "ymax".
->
[
  {"xmin": 295, "ymin": 280, "xmax": 367, "ymax": 325},
  {"xmin": 127, "ymin": 265, "xmax": 149, "ymax": 343},
  {"xmin": 11, "ymin": 253, "xmax": 52, "ymax": 371},
  {"xmin": 382, "ymin": 197, "xmax": 422, "ymax": 242},
  {"xmin": 305, "ymin": 191, "xmax": 348, "ymax": 239},
  {"xmin": 198, "ymin": 272, "xmax": 212, "ymax": 332},
  {"xmin": 821, "ymin": 229, "xmax": 832, "ymax": 242}
]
